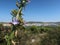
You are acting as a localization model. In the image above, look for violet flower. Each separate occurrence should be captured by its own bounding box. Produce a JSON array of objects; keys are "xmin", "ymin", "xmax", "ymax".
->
[{"xmin": 12, "ymin": 17, "xmax": 19, "ymax": 25}]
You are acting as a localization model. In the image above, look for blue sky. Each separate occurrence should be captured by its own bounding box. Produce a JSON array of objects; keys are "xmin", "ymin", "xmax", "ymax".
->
[{"xmin": 0, "ymin": 0, "xmax": 60, "ymax": 22}]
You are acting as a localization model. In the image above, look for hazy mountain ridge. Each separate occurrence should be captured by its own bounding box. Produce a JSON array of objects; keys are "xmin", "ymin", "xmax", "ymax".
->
[
  {"xmin": 0, "ymin": 22, "xmax": 60, "ymax": 24},
  {"xmin": 0, "ymin": 22, "xmax": 60, "ymax": 26}
]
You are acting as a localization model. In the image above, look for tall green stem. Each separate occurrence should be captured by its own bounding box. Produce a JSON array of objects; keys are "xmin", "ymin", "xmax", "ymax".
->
[{"xmin": 16, "ymin": 7, "xmax": 22, "ymax": 20}]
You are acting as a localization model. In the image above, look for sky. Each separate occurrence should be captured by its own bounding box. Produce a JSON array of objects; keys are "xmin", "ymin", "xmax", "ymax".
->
[{"xmin": 0, "ymin": 0, "xmax": 60, "ymax": 22}]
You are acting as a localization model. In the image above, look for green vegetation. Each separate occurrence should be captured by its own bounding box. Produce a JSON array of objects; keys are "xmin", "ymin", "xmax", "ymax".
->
[{"xmin": 0, "ymin": 26, "xmax": 60, "ymax": 45}]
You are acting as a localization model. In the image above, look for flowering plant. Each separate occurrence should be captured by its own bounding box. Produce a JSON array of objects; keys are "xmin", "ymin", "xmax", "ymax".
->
[{"xmin": 5, "ymin": 0, "xmax": 30, "ymax": 45}]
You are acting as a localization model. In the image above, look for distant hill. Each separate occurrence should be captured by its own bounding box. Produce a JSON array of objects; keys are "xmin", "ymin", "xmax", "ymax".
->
[
  {"xmin": 0, "ymin": 22, "xmax": 60, "ymax": 26},
  {"xmin": 25, "ymin": 22, "xmax": 60, "ymax": 26}
]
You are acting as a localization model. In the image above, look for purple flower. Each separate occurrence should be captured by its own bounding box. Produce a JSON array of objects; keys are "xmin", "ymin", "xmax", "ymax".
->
[{"xmin": 12, "ymin": 17, "xmax": 19, "ymax": 25}]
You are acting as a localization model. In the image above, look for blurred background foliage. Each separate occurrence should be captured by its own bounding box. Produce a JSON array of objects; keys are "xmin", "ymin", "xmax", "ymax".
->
[{"xmin": 0, "ymin": 24, "xmax": 60, "ymax": 45}]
